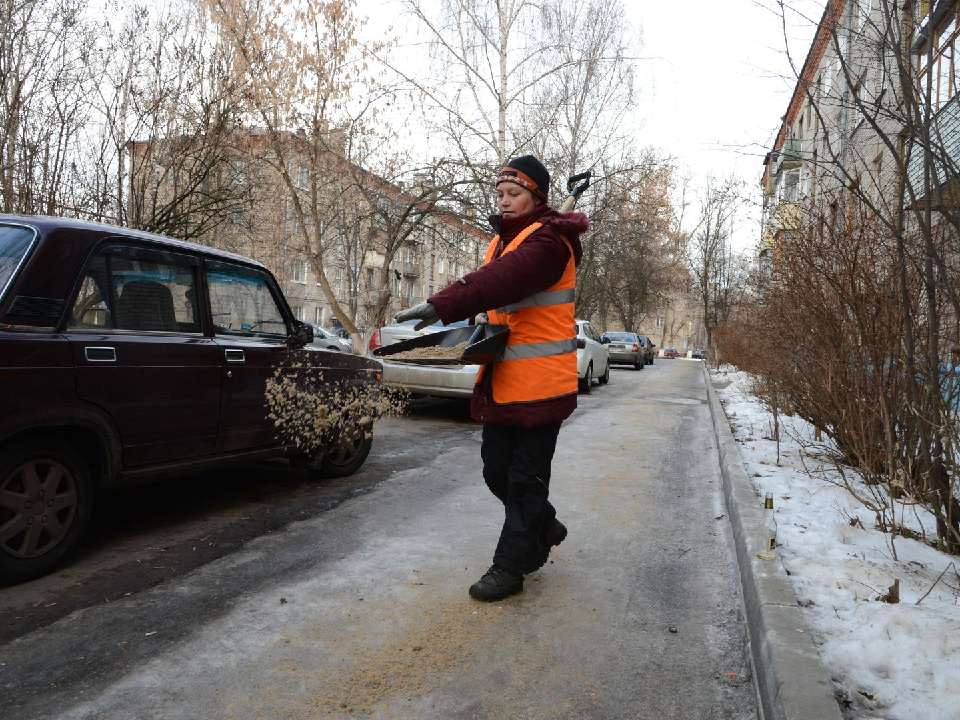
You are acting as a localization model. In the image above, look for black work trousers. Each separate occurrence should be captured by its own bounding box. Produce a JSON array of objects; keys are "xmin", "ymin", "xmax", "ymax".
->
[{"xmin": 480, "ymin": 421, "xmax": 562, "ymax": 574}]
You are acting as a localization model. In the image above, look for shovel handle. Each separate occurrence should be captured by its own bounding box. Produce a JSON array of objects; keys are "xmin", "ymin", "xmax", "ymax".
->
[{"xmin": 559, "ymin": 171, "xmax": 592, "ymax": 212}]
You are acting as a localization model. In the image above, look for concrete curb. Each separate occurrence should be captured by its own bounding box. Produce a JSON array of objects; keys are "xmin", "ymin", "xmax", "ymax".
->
[{"xmin": 702, "ymin": 364, "xmax": 842, "ymax": 720}]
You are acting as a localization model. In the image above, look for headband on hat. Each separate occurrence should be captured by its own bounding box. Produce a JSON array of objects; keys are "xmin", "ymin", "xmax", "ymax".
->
[{"xmin": 497, "ymin": 168, "xmax": 547, "ymax": 200}]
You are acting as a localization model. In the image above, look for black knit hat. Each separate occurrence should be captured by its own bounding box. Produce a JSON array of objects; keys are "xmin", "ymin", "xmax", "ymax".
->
[{"xmin": 497, "ymin": 155, "xmax": 550, "ymax": 201}]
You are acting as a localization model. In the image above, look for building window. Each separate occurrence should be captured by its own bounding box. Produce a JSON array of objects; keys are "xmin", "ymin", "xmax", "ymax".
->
[
  {"xmin": 916, "ymin": 6, "xmax": 960, "ymax": 112},
  {"xmin": 656, "ymin": 317, "xmax": 663, "ymax": 329},
  {"xmin": 858, "ymin": 0, "xmax": 871, "ymax": 31},
  {"xmin": 782, "ymin": 168, "xmax": 800, "ymax": 203},
  {"xmin": 293, "ymin": 305, "xmax": 305, "ymax": 322},
  {"xmin": 316, "ymin": 307, "xmax": 324, "ymax": 325},
  {"xmin": 293, "ymin": 259, "xmax": 307, "ymax": 284},
  {"xmin": 437, "ymin": 256, "xmax": 446, "ymax": 274}
]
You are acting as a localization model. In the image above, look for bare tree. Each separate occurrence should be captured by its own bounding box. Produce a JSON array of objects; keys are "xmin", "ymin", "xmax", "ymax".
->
[
  {"xmin": 0, "ymin": 0, "xmax": 93, "ymax": 214},
  {"xmin": 576, "ymin": 154, "xmax": 679, "ymax": 329},
  {"xmin": 687, "ymin": 175, "xmax": 748, "ymax": 351},
  {"xmin": 400, "ymin": 0, "xmax": 641, "ymax": 205},
  {"xmin": 732, "ymin": 0, "xmax": 960, "ymax": 551}
]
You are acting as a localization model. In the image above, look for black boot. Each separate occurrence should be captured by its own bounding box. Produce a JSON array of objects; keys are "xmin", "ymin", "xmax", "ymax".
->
[
  {"xmin": 469, "ymin": 565, "xmax": 524, "ymax": 601},
  {"xmin": 529, "ymin": 519, "xmax": 568, "ymax": 573}
]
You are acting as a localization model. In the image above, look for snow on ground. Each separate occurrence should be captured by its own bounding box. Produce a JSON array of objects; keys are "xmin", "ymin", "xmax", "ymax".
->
[{"xmin": 713, "ymin": 367, "xmax": 960, "ymax": 720}]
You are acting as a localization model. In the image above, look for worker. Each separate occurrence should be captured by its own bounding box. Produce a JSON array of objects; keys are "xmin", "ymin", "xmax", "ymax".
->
[{"xmin": 394, "ymin": 155, "xmax": 588, "ymax": 600}]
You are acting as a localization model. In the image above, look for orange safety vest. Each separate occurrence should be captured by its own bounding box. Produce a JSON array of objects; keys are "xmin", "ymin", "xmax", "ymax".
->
[{"xmin": 477, "ymin": 222, "xmax": 578, "ymax": 404}]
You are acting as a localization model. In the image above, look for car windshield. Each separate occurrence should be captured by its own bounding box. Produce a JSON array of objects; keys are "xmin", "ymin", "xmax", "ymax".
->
[
  {"xmin": 0, "ymin": 225, "xmax": 36, "ymax": 299},
  {"xmin": 603, "ymin": 333, "xmax": 635, "ymax": 342}
]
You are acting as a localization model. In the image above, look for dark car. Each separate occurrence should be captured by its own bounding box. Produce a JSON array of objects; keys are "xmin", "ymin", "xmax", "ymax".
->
[
  {"xmin": 601, "ymin": 331, "xmax": 644, "ymax": 371},
  {"xmin": 692, "ymin": 348, "xmax": 706, "ymax": 360},
  {"xmin": 637, "ymin": 335, "xmax": 655, "ymax": 365},
  {"xmin": 0, "ymin": 215, "xmax": 382, "ymax": 581}
]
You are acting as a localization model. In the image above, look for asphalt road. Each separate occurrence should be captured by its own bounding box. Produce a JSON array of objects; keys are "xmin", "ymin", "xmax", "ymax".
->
[{"xmin": 0, "ymin": 359, "xmax": 758, "ymax": 720}]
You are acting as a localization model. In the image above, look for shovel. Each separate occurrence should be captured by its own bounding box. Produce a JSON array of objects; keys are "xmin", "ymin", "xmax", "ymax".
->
[
  {"xmin": 558, "ymin": 171, "xmax": 592, "ymax": 212},
  {"xmin": 372, "ymin": 323, "xmax": 510, "ymax": 365}
]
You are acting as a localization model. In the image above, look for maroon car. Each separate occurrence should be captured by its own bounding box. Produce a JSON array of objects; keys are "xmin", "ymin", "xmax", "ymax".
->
[{"xmin": 0, "ymin": 215, "xmax": 382, "ymax": 581}]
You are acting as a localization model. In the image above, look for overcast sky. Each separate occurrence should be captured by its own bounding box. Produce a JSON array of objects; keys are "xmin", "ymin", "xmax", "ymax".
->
[
  {"xmin": 628, "ymin": 1, "xmax": 824, "ymax": 188},
  {"xmin": 359, "ymin": 0, "xmax": 825, "ymax": 251}
]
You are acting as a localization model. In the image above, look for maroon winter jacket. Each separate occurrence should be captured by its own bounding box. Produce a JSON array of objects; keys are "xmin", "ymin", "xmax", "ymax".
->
[{"xmin": 428, "ymin": 204, "xmax": 588, "ymax": 427}]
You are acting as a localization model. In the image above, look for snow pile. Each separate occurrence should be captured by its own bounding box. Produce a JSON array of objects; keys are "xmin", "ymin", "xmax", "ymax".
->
[{"xmin": 714, "ymin": 367, "xmax": 960, "ymax": 720}]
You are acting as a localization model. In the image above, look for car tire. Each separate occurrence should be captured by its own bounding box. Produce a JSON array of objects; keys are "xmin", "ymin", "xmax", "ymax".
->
[
  {"xmin": 633, "ymin": 358, "xmax": 642, "ymax": 371},
  {"xmin": 599, "ymin": 361, "xmax": 610, "ymax": 385},
  {"xmin": 0, "ymin": 438, "xmax": 95, "ymax": 583},
  {"xmin": 579, "ymin": 363, "xmax": 593, "ymax": 393},
  {"xmin": 311, "ymin": 428, "xmax": 373, "ymax": 478},
  {"xmin": 648, "ymin": 356, "xmax": 654, "ymax": 365}
]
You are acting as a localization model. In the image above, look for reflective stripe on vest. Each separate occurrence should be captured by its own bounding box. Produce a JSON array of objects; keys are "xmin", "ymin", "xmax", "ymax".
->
[
  {"xmin": 480, "ymin": 222, "xmax": 578, "ymax": 404},
  {"xmin": 496, "ymin": 287, "xmax": 577, "ymax": 314},
  {"xmin": 500, "ymin": 337, "xmax": 578, "ymax": 361}
]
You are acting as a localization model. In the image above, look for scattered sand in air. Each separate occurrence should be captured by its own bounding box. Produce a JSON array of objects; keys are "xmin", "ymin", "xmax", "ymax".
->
[{"xmin": 264, "ymin": 359, "xmax": 408, "ymax": 452}]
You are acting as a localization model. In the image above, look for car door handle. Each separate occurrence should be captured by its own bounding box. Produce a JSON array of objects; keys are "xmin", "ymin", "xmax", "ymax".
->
[
  {"xmin": 84, "ymin": 346, "xmax": 116, "ymax": 362},
  {"xmin": 224, "ymin": 349, "xmax": 245, "ymax": 363}
]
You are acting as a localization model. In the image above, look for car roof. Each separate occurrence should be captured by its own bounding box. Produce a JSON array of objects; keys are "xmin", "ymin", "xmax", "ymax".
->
[{"xmin": 1, "ymin": 214, "xmax": 267, "ymax": 270}]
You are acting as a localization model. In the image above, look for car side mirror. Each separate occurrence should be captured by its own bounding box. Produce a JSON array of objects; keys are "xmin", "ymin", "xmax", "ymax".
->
[
  {"xmin": 576, "ymin": 338, "xmax": 586, "ymax": 349},
  {"xmin": 601, "ymin": 337, "xmax": 610, "ymax": 344},
  {"xmin": 287, "ymin": 319, "xmax": 314, "ymax": 349}
]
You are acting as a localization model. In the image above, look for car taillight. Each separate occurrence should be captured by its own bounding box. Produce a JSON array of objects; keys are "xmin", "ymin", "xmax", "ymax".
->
[
  {"xmin": 368, "ymin": 328, "xmax": 381, "ymax": 351},
  {"xmin": 632, "ymin": 344, "xmax": 639, "ymax": 352}
]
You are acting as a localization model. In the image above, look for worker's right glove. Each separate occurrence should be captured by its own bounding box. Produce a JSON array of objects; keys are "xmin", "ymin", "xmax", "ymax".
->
[{"xmin": 394, "ymin": 301, "xmax": 439, "ymax": 331}]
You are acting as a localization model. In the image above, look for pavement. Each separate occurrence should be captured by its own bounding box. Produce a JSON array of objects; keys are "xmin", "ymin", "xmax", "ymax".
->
[
  {"xmin": 1, "ymin": 359, "xmax": 843, "ymax": 719},
  {"xmin": 702, "ymin": 362, "xmax": 843, "ymax": 720}
]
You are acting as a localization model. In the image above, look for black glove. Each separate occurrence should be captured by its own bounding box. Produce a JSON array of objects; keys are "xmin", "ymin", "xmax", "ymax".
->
[{"xmin": 394, "ymin": 301, "xmax": 439, "ymax": 330}]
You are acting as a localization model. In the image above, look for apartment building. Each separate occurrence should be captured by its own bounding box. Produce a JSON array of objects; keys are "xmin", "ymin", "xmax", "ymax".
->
[
  {"xmin": 759, "ymin": 0, "xmax": 960, "ymax": 267},
  {"xmin": 127, "ymin": 130, "xmax": 486, "ymax": 336}
]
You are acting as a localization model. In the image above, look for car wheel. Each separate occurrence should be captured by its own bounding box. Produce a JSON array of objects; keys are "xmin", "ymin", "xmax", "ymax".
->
[
  {"xmin": 648, "ymin": 356, "xmax": 654, "ymax": 365},
  {"xmin": 578, "ymin": 363, "xmax": 593, "ymax": 393},
  {"xmin": 599, "ymin": 361, "xmax": 610, "ymax": 384},
  {"xmin": 311, "ymin": 428, "xmax": 373, "ymax": 478},
  {"xmin": 0, "ymin": 438, "xmax": 95, "ymax": 583},
  {"xmin": 633, "ymin": 358, "xmax": 642, "ymax": 371}
]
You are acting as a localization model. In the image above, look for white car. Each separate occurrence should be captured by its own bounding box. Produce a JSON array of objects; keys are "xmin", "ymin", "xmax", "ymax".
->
[
  {"xmin": 368, "ymin": 319, "xmax": 479, "ymax": 399},
  {"xmin": 575, "ymin": 319, "xmax": 610, "ymax": 393},
  {"xmin": 308, "ymin": 322, "xmax": 353, "ymax": 353},
  {"xmin": 371, "ymin": 318, "xmax": 609, "ymax": 398}
]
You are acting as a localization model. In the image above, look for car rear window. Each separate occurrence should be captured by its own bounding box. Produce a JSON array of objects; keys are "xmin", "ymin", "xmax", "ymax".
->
[
  {"xmin": 604, "ymin": 333, "xmax": 635, "ymax": 342},
  {"xmin": 0, "ymin": 224, "xmax": 37, "ymax": 300}
]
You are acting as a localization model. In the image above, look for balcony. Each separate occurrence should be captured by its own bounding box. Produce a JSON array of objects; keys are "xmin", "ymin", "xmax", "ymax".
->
[
  {"xmin": 905, "ymin": 92, "xmax": 960, "ymax": 208},
  {"xmin": 781, "ymin": 139, "xmax": 802, "ymax": 169},
  {"xmin": 402, "ymin": 262, "xmax": 419, "ymax": 277}
]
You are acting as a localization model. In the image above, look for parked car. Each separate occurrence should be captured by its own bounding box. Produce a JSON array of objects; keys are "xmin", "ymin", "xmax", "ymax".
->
[
  {"xmin": 692, "ymin": 348, "xmax": 706, "ymax": 360},
  {"xmin": 638, "ymin": 335, "xmax": 656, "ymax": 365},
  {"xmin": 369, "ymin": 319, "xmax": 479, "ymax": 399},
  {"xmin": 662, "ymin": 346, "xmax": 679, "ymax": 358},
  {"xmin": 0, "ymin": 215, "xmax": 382, "ymax": 582},
  {"xmin": 308, "ymin": 322, "xmax": 353, "ymax": 353},
  {"xmin": 575, "ymin": 319, "xmax": 610, "ymax": 393},
  {"xmin": 601, "ymin": 331, "xmax": 644, "ymax": 371}
]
